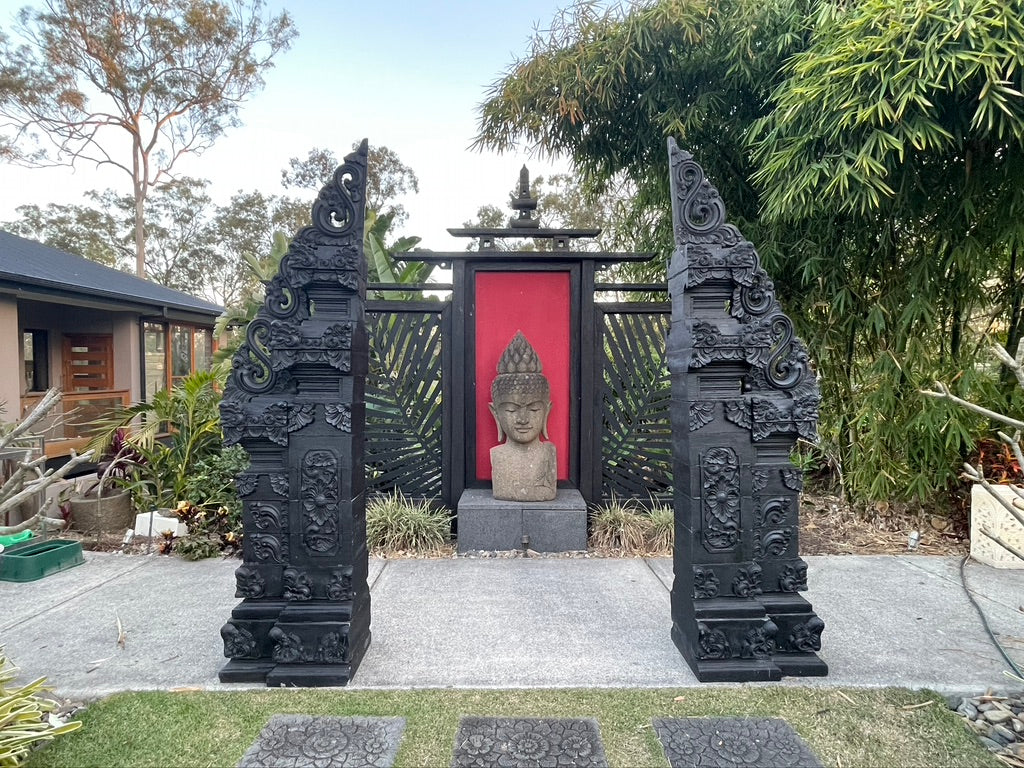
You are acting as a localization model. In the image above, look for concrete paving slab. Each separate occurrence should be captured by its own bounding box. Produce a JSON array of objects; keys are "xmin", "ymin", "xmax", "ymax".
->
[
  {"xmin": 2, "ymin": 554, "xmax": 389, "ymax": 699},
  {"xmin": 452, "ymin": 717, "xmax": 608, "ymax": 768},
  {"xmin": 653, "ymin": 717, "xmax": 823, "ymax": 768},
  {"xmin": 2, "ymin": 555, "xmax": 237, "ymax": 699},
  {"xmin": 0, "ymin": 550, "xmax": 153, "ymax": 631},
  {"xmin": 352, "ymin": 558, "xmax": 688, "ymax": 689},
  {"xmin": 237, "ymin": 715, "xmax": 406, "ymax": 768},
  {"xmin": 1, "ymin": 552, "xmax": 1021, "ymax": 698},
  {"xmin": 801, "ymin": 555, "xmax": 1024, "ymax": 693},
  {"xmin": 645, "ymin": 557, "xmax": 675, "ymax": 591}
]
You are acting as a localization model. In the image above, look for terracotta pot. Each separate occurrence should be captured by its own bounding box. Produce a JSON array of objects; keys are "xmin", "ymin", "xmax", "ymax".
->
[{"xmin": 69, "ymin": 489, "xmax": 134, "ymax": 533}]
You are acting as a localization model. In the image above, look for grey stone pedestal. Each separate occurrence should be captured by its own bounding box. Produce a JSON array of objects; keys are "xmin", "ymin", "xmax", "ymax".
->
[{"xmin": 457, "ymin": 489, "xmax": 587, "ymax": 553}]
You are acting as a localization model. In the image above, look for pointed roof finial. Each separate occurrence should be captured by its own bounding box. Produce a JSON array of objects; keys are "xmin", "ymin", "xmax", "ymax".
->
[{"xmin": 509, "ymin": 165, "xmax": 539, "ymax": 229}]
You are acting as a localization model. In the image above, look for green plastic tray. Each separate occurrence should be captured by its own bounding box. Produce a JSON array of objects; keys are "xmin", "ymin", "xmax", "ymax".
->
[{"xmin": 0, "ymin": 539, "xmax": 84, "ymax": 582}]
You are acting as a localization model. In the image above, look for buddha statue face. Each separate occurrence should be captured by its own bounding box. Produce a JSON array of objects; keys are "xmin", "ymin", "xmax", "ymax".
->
[
  {"xmin": 490, "ymin": 390, "xmax": 551, "ymax": 445},
  {"xmin": 489, "ymin": 331, "xmax": 552, "ymax": 447}
]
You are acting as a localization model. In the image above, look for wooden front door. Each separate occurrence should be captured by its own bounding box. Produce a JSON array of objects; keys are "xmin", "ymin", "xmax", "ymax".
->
[{"xmin": 62, "ymin": 334, "xmax": 114, "ymax": 392}]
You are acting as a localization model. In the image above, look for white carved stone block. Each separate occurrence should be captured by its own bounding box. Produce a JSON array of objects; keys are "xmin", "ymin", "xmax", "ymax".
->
[{"xmin": 970, "ymin": 484, "xmax": 1024, "ymax": 568}]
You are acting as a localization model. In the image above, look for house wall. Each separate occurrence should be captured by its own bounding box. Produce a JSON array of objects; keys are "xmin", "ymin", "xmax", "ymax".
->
[
  {"xmin": 17, "ymin": 302, "xmax": 134, "ymax": 394},
  {"xmin": 112, "ymin": 314, "xmax": 141, "ymax": 401},
  {"xmin": 0, "ymin": 295, "xmax": 20, "ymax": 411}
]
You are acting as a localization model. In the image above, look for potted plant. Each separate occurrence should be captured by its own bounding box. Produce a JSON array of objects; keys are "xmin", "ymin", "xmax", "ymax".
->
[
  {"xmin": 68, "ymin": 429, "xmax": 141, "ymax": 533},
  {"xmin": 87, "ymin": 371, "xmax": 247, "ymax": 557}
]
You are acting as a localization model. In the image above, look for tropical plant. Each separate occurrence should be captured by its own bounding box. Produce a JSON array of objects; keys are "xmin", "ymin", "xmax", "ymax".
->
[
  {"xmin": 601, "ymin": 312, "xmax": 672, "ymax": 498},
  {"xmin": 365, "ymin": 310, "xmax": 444, "ymax": 497},
  {"xmin": 87, "ymin": 371, "xmax": 235, "ymax": 513},
  {"xmin": 364, "ymin": 208, "xmax": 432, "ymax": 299},
  {"xmin": 365, "ymin": 491, "xmax": 451, "ymax": 554},
  {"xmin": 0, "ymin": 647, "xmax": 81, "ymax": 766}
]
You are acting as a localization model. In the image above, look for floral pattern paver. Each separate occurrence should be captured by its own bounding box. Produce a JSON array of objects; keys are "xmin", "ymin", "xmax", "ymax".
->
[
  {"xmin": 653, "ymin": 718, "xmax": 823, "ymax": 768},
  {"xmin": 237, "ymin": 715, "xmax": 405, "ymax": 768},
  {"xmin": 452, "ymin": 717, "xmax": 608, "ymax": 768}
]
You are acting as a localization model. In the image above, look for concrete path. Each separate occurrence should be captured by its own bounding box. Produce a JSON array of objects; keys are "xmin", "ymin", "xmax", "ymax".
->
[{"xmin": 1, "ymin": 552, "xmax": 1021, "ymax": 700}]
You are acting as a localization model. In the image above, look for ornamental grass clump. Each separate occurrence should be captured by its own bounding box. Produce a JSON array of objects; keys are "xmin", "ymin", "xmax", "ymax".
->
[
  {"xmin": 645, "ymin": 499, "xmax": 675, "ymax": 554},
  {"xmin": 0, "ymin": 648, "xmax": 81, "ymax": 766},
  {"xmin": 588, "ymin": 496, "xmax": 651, "ymax": 552},
  {"xmin": 366, "ymin": 491, "xmax": 451, "ymax": 554}
]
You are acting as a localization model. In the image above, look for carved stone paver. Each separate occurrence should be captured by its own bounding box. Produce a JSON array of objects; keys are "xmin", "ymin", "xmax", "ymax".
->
[
  {"xmin": 653, "ymin": 718, "xmax": 823, "ymax": 768},
  {"xmin": 452, "ymin": 717, "xmax": 608, "ymax": 768},
  {"xmin": 237, "ymin": 715, "xmax": 405, "ymax": 768}
]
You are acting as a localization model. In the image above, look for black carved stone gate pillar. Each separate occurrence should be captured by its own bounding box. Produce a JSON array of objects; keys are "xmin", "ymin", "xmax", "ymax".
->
[
  {"xmin": 217, "ymin": 142, "xmax": 371, "ymax": 687},
  {"xmin": 666, "ymin": 139, "xmax": 827, "ymax": 681}
]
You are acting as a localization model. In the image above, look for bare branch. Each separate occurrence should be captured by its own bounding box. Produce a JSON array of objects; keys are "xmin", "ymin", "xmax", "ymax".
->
[
  {"xmin": 922, "ymin": 383, "xmax": 1024, "ymax": 430},
  {"xmin": 0, "ymin": 388, "xmax": 62, "ymax": 447},
  {"xmin": 0, "ymin": 448, "xmax": 94, "ymax": 520}
]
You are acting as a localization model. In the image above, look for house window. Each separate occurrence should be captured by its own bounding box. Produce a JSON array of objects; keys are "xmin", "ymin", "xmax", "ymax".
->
[
  {"xmin": 143, "ymin": 321, "xmax": 215, "ymax": 397},
  {"xmin": 62, "ymin": 334, "xmax": 114, "ymax": 392},
  {"xmin": 144, "ymin": 322, "xmax": 167, "ymax": 401},
  {"xmin": 22, "ymin": 330, "xmax": 49, "ymax": 392}
]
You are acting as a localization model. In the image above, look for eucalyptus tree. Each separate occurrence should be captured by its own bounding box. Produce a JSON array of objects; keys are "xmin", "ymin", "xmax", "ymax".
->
[
  {"xmin": 0, "ymin": 0, "xmax": 296, "ymax": 278},
  {"xmin": 282, "ymin": 143, "xmax": 421, "ymax": 227}
]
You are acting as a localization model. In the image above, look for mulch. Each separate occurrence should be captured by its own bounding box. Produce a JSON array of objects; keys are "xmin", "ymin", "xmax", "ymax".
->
[{"xmin": 54, "ymin": 491, "xmax": 973, "ymax": 559}]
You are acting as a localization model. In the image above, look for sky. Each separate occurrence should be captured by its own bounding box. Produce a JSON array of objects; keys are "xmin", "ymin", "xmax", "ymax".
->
[{"xmin": 0, "ymin": 0, "xmax": 578, "ymax": 251}]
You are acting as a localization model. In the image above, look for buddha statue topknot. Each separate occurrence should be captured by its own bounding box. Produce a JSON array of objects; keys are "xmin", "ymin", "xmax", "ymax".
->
[{"xmin": 489, "ymin": 331, "xmax": 557, "ymax": 502}]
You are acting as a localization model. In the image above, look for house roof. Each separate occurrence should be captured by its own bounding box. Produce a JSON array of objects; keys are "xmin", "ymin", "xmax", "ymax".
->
[{"xmin": 0, "ymin": 230, "xmax": 224, "ymax": 322}]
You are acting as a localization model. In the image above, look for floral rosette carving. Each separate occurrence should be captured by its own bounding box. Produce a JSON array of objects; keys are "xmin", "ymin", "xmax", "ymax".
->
[
  {"xmin": 731, "ymin": 564, "xmax": 763, "ymax": 597},
  {"xmin": 788, "ymin": 617, "xmax": 825, "ymax": 653},
  {"xmin": 325, "ymin": 403, "xmax": 352, "ymax": 432},
  {"xmin": 315, "ymin": 631, "xmax": 348, "ymax": 663},
  {"xmin": 778, "ymin": 562, "xmax": 808, "ymax": 592},
  {"xmin": 741, "ymin": 620, "xmax": 777, "ymax": 659},
  {"xmin": 702, "ymin": 447, "xmax": 740, "ymax": 551},
  {"xmin": 301, "ymin": 450, "xmax": 340, "ymax": 553},
  {"xmin": 327, "ymin": 569, "xmax": 353, "ymax": 601}
]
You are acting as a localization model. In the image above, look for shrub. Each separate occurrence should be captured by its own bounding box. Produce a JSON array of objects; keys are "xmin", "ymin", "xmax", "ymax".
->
[
  {"xmin": 589, "ymin": 497, "xmax": 651, "ymax": 552},
  {"xmin": 0, "ymin": 648, "xmax": 81, "ymax": 766},
  {"xmin": 366, "ymin": 491, "xmax": 451, "ymax": 554},
  {"xmin": 645, "ymin": 499, "xmax": 674, "ymax": 554},
  {"xmin": 88, "ymin": 371, "xmax": 227, "ymax": 511}
]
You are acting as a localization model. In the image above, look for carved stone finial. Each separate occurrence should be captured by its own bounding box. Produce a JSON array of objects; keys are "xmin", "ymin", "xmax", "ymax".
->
[
  {"xmin": 491, "ymin": 331, "xmax": 551, "ymax": 402},
  {"xmin": 509, "ymin": 165, "xmax": 540, "ymax": 229},
  {"xmin": 498, "ymin": 330, "xmax": 542, "ymax": 374}
]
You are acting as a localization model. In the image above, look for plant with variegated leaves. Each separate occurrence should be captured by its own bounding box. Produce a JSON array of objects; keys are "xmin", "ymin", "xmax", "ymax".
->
[{"xmin": 0, "ymin": 648, "xmax": 81, "ymax": 766}]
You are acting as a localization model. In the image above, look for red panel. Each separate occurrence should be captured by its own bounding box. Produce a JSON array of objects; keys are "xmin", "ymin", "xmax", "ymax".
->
[{"xmin": 475, "ymin": 271, "xmax": 570, "ymax": 480}]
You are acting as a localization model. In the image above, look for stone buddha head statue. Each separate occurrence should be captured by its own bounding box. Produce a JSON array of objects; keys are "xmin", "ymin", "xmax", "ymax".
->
[{"xmin": 489, "ymin": 331, "xmax": 552, "ymax": 447}]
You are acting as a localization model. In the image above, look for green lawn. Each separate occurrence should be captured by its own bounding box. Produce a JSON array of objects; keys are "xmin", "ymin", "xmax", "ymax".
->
[{"xmin": 27, "ymin": 687, "xmax": 996, "ymax": 768}]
